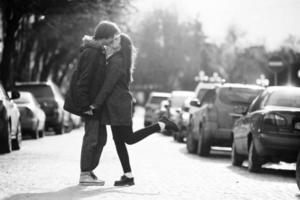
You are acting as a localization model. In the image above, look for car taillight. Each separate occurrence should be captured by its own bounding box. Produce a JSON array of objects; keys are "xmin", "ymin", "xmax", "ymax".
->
[
  {"xmin": 294, "ymin": 122, "xmax": 300, "ymax": 130},
  {"xmin": 262, "ymin": 113, "xmax": 287, "ymax": 131}
]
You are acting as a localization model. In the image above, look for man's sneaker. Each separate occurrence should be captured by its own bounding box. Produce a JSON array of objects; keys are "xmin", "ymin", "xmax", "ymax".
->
[
  {"xmin": 159, "ymin": 116, "xmax": 179, "ymax": 132},
  {"xmin": 114, "ymin": 175, "xmax": 135, "ymax": 186},
  {"xmin": 79, "ymin": 171, "xmax": 105, "ymax": 186}
]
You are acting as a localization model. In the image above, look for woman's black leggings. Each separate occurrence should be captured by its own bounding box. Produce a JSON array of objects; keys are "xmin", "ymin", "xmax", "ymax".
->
[{"xmin": 111, "ymin": 123, "xmax": 160, "ymax": 173}]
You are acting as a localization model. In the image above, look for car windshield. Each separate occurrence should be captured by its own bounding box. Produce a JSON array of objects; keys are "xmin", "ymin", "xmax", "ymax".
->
[
  {"xmin": 266, "ymin": 89, "xmax": 300, "ymax": 108},
  {"xmin": 219, "ymin": 87, "xmax": 262, "ymax": 105},
  {"xmin": 150, "ymin": 96, "xmax": 169, "ymax": 104},
  {"xmin": 171, "ymin": 96, "xmax": 189, "ymax": 108},
  {"xmin": 16, "ymin": 85, "xmax": 54, "ymax": 101},
  {"xmin": 197, "ymin": 89, "xmax": 211, "ymax": 101}
]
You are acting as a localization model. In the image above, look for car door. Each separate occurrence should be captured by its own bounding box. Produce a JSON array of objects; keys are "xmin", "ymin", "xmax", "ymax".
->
[
  {"xmin": 192, "ymin": 89, "xmax": 216, "ymax": 136},
  {"xmin": 190, "ymin": 88, "xmax": 210, "ymax": 138},
  {"xmin": 239, "ymin": 92, "xmax": 265, "ymax": 154}
]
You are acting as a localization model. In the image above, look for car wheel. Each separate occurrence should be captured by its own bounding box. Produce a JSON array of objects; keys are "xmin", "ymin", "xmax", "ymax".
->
[
  {"xmin": 248, "ymin": 140, "xmax": 262, "ymax": 172},
  {"xmin": 31, "ymin": 128, "xmax": 39, "ymax": 139},
  {"xmin": 231, "ymin": 139, "xmax": 244, "ymax": 166},
  {"xmin": 197, "ymin": 125, "xmax": 210, "ymax": 157},
  {"xmin": 54, "ymin": 122, "xmax": 64, "ymax": 135},
  {"xmin": 296, "ymin": 152, "xmax": 300, "ymax": 191},
  {"xmin": 177, "ymin": 136, "xmax": 184, "ymax": 143},
  {"xmin": 12, "ymin": 122, "xmax": 22, "ymax": 150},
  {"xmin": 0, "ymin": 121, "xmax": 12, "ymax": 154},
  {"xmin": 186, "ymin": 132, "xmax": 197, "ymax": 154},
  {"xmin": 176, "ymin": 128, "xmax": 184, "ymax": 143},
  {"xmin": 173, "ymin": 133, "xmax": 178, "ymax": 141},
  {"xmin": 38, "ymin": 129, "xmax": 45, "ymax": 138}
]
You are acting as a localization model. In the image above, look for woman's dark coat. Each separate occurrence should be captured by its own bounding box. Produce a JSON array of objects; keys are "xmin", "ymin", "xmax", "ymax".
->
[{"xmin": 93, "ymin": 52, "xmax": 133, "ymax": 125}]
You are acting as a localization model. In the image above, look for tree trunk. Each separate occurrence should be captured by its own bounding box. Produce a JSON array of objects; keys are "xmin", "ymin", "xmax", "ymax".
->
[{"xmin": 0, "ymin": 6, "xmax": 21, "ymax": 89}]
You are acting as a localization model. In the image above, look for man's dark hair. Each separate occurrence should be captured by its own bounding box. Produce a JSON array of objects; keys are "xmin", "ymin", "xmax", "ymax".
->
[{"xmin": 94, "ymin": 21, "xmax": 121, "ymax": 40}]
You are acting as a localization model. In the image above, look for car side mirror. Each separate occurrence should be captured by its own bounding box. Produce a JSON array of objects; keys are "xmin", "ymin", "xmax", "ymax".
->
[
  {"xmin": 10, "ymin": 90, "xmax": 20, "ymax": 100},
  {"xmin": 190, "ymin": 99, "xmax": 201, "ymax": 107}
]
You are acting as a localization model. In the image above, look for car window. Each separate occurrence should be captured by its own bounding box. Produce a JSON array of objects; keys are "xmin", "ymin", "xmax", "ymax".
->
[
  {"xmin": 51, "ymin": 84, "xmax": 64, "ymax": 99},
  {"xmin": 202, "ymin": 89, "xmax": 216, "ymax": 104},
  {"xmin": 149, "ymin": 96, "xmax": 168, "ymax": 104},
  {"xmin": 0, "ymin": 85, "xmax": 7, "ymax": 100},
  {"xmin": 16, "ymin": 85, "xmax": 54, "ymax": 100},
  {"xmin": 219, "ymin": 87, "xmax": 262, "ymax": 106},
  {"xmin": 265, "ymin": 90, "xmax": 300, "ymax": 108},
  {"xmin": 196, "ymin": 89, "xmax": 211, "ymax": 101}
]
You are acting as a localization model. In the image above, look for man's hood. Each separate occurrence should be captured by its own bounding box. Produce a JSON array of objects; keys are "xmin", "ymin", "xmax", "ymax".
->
[{"xmin": 80, "ymin": 35, "xmax": 103, "ymax": 52}]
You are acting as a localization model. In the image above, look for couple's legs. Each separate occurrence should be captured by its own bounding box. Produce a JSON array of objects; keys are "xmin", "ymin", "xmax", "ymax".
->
[
  {"xmin": 111, "ymin": 124, "xmax": 161, "ymax": 173},
  {"xmin": 80, "ymin": 118, "xmax": 107, "ymax": 172}
]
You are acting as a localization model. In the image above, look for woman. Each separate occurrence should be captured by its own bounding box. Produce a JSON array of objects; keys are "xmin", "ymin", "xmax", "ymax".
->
[{"xmin": 85, "ymin": 33, "xmax": 178, "ymax": 186}]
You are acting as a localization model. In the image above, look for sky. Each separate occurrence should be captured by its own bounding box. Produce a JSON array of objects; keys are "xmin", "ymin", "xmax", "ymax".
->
[{"xmin": 133, "ymin": 0, "xmax": 300, "ymax": 50}]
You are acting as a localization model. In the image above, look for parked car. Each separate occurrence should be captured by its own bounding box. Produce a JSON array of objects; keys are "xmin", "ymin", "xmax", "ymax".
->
[
  {"xmin": 11, "ymin": 91, "xmax": 46, "ymax": 139},
  {"xmin": 232, "ymin": 86, "xmax": 300, "ymax": 172},
  {"xmin": 15, "ymin": 82, "xmax": 66, "ymax": 134},
  {"xmin": 0, "ymin": 83, "xmax": 22, "ymax": 153},
  {"xmin": 187, "ymin": 83, "xmax": 263, "ymax": 156},
  {"xmin": 186, "ymin": 82, "xmax": 220, "ymax": 153},
  {"xmin": 168, "ymin": 91, "xmax": 195, "ymax": 142},
  {"xmin": 297, "ymin": 152, "xmax": 300, "ymax": 191},
  {"xmin": 144, "ymin": 92, "xmax": 171, "ymax": 126}
]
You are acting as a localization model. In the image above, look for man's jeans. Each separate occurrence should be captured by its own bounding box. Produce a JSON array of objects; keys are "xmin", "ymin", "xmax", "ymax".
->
[{"xmin": 80, "ymin": 118, "xmax": 107, "ymax": 172}]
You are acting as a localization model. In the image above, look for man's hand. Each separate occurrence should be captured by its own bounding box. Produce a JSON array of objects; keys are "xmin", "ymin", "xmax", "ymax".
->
[
  {"xmin": 83, "ymin": 109, "xmax": 93, "ymax": 116},
  {"xmin": 83, "ymin": 105, "xmax": 97, "ymax": 116}
]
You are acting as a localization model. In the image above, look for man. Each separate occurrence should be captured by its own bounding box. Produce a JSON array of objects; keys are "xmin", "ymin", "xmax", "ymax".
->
[{"xmin": 65, "ymin": 21, "xmax": 121, "ymax": 186}]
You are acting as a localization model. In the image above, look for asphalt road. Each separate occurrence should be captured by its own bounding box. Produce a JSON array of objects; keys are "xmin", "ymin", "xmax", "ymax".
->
[{"xmin": 0, "ymin": 107, "xmax": 299, "ymax": 200}]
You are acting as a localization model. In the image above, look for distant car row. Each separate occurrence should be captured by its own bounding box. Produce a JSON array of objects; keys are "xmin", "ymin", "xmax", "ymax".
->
[
  {"xmin": 144, "ymin": 82, "xmax": 300, "ymax": 191},
  {"xmin": 0, "ymin": 81, "xmax": 82, "ymax": 154}
]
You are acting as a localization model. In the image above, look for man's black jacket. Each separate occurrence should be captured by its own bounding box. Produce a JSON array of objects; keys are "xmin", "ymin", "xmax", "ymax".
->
[{"xmin": 64, "ymin": 46, "xmax": 106, "ymax": 116}]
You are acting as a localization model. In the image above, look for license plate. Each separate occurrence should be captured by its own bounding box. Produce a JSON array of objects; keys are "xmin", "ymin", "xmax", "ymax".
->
[{"xmin": 294, "ymin": 122, "xmax": 300, "ymax": 130}]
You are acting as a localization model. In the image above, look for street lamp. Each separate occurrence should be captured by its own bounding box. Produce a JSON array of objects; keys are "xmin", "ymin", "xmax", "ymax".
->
[
  {"xmin": 256, "ymin": 74, "xmax": 269, "ymax": 87},
  {"xmin": 194, "ymin": 70, "xmax": 209, "ymax": 82}
]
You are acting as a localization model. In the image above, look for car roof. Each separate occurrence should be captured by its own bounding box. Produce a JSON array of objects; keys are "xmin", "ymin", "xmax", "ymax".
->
[
  {"xmin": 218, "ymin": 83, "xmax": 264, "ymax": 90},
  {"xmin": 265, "ymin": 85, "xmax": 300, "ymax": 92},
  {"xmin": 171, "ymin": 90, "xmax": 195, "ymax": 96},
  {"xmin": 150, "ymin": 92, "xmax": 171, "ymax": 97}
]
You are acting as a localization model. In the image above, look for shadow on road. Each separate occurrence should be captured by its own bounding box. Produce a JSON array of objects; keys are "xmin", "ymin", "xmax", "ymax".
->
[
  {"xmin": 3, "ymin": 185, "xmax": 160, "ymax": 200},
  {"xmin": 178, "ymin": 146, "xmax": 231, "ymax": 161},
  {"xmin": 178, "ymin": 145, "xmax": 297, "ymax": 181},
  {"xmin": 227, "ymin": 164, "xmax": 295, "ymax": 180}
]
